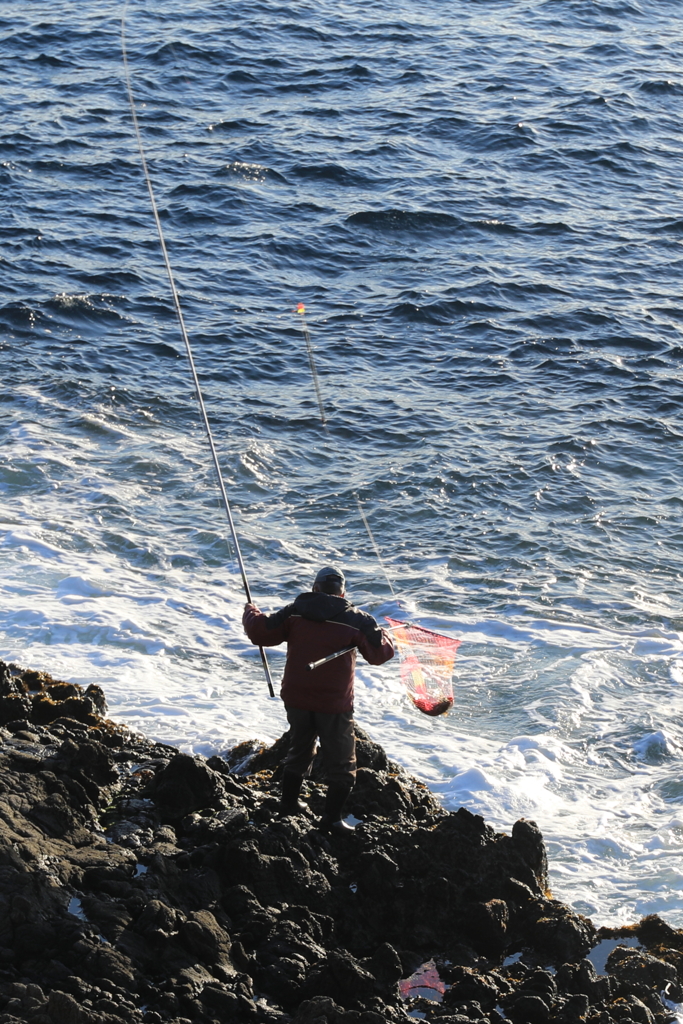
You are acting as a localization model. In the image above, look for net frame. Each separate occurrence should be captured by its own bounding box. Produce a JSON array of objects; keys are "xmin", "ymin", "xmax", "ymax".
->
[{"xmin": 385, "ymin": 617, "xmax": 461, "ymax": 717}]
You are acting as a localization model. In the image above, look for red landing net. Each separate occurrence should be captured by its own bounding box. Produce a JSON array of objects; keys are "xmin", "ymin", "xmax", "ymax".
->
[{"xmin": 385, "ymin": 617, "xmax": 461, "ymax": 717}]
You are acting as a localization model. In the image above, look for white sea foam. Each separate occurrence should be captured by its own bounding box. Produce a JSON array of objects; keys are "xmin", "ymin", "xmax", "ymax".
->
[
  {"xmin": 633, "ymin": 730, "xmax": 677, "ymax": 759},
  {"xmin": 3, "ymin": 521, "xmax": 683, "ymax": 927},
  {"xmin": 4, "ymin": 531, "xmax": 65, "ymax": 560}
]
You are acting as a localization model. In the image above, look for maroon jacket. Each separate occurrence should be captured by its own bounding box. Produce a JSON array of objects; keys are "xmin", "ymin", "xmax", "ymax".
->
[{"xmin": 242, "ymin": 592, "xmax": 394, "ymax": 714}]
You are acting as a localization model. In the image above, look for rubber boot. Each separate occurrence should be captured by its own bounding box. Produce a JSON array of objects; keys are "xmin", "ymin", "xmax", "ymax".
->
[
  {"xmin": 318, "ymin": 782, "xmax": 355, "ymax": 833},
  {"xmin": 279, "ymin": 772, "xmax": 308, "ymax": 815}
]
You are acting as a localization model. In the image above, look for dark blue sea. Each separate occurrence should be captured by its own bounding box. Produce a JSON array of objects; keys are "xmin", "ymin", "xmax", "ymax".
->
[{"xmin": 3, "ymin": 0, "xmax": 683, "ymax": 926}]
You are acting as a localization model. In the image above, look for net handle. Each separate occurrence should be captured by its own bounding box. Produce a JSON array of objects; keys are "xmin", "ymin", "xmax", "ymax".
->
[
  {"xmin": 385, "ymin": 617, "xmax": 462, "ymax": 647},
  {"xmin": 306, "ymin": 623, "xmax": 407, "ymax": 672}
]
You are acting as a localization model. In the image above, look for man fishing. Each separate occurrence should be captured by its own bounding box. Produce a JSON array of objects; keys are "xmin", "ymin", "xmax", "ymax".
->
[{"xmin": 243, "ymin": 566, "xmax": 395, "ymax": 832}]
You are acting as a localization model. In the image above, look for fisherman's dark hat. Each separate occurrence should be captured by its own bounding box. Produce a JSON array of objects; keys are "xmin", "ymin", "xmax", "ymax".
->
[{"xmin": 314, "ymin": 565, "xmax": 345, "ymax": 588}]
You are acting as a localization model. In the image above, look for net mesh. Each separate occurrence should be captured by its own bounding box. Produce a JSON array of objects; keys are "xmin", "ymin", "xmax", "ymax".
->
[{"xmin": 385, "ymin": 617, "xmax": 461, "ymax": 717}]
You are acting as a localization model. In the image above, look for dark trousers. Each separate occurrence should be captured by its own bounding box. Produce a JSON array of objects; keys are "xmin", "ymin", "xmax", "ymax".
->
[{"xmin": 283, "ymin": 707, "xmax": 357, "ymax": 787}]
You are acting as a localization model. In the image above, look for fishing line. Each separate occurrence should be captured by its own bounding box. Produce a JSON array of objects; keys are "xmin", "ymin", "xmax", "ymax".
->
[
  {"xmin": 121, "ymin": 0, "xmax": 275, "ymax": 698},
  {"xmin": 295, "ymin": 314, "xmax": 462, "ymax": 719},
  {"xmin": 297, "ymin": 305, "xmax": 327, "ymax": 428},
  {"xmin": 296, "ymin": 304, "xmax": 399, "ymax": 603}
]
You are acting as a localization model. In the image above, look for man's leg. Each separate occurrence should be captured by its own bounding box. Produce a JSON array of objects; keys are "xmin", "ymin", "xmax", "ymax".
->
[
  {"xmin": 281, "ymin": 707, "xmax": 318, "ymax": 814},
  {"xmin": 315, "ymin": 711, "xmax": 357, "ymax": 831}
]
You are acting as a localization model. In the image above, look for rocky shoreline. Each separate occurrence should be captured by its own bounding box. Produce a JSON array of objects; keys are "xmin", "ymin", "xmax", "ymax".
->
[{"xmin": 0, "ymin": 660, "xmax": 681, "ymax": 1024}]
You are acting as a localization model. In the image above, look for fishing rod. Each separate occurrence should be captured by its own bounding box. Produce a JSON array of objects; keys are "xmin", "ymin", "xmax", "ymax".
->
[
  {"xmin": 296, "ymin": 303, "xmax": 399, "ymax": 603},
  {"xmin": 121, "ymin": 0, "xmax": 275, "ymax": 698}
]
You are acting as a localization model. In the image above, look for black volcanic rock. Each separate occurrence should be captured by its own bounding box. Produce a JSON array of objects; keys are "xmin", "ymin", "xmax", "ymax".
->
[
  {"xmin": 0, "ymin": 659, "xmax": 679, "ymax": 1024},
  {"xmin": 147, "ymin": 754, "xmax": 230, "ymax": 822}
]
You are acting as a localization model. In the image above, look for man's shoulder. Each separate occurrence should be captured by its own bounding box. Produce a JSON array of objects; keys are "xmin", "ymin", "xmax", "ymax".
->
[
  {"xmin": 262, "ymin": 602, "xmax": 296, "ymax": 629},
  {"xmin": 292, "ymin": 592, "xmax": 350, "ymax": 623},
  {"xmin": 336, "ymin": 603, "xmax": 381, "ymax": 638}
]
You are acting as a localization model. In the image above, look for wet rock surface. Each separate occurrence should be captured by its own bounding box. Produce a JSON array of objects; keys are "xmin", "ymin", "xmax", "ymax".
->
[{"xmin": 0, "ymin": 661, "xmax": 680, "ymax": 1024}]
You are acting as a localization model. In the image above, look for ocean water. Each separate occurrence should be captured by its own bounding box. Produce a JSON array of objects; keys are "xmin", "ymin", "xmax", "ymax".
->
[{"xmin": 3, "ymin": 0, "xmax": 683, "ymax": 929}]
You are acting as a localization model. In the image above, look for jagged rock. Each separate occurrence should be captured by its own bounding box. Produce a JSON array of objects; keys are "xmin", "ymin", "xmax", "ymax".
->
[
  {"xmin": 349, "ymin": 767, "xmax": 413, "ymax": 817},
  {"xmin": 365, "ymin": 941, "xmax": 402, "ymax": 1001},
  {"xmin": 84, "ymin": 685, "xmax": 108, "ymax": 717},
  {"xmin": 0, "ymin": 664, "xmax": 15, "ymax": 696},
  {"xmin": 609, "ymin": 994, "xmax": 656, "ymax": 1024},
  {"xmin": 444, "ymin": 967, "xmax": 500, "ymax": 1011},
  {"xmin": 554, "ymin": 992, "xmax": 590, "ymax": 1022},
  {"xmin": 506, "ymin": 993, "xmax": 551, "ymax": 1023},
  {"xmin": 606, "ymin": 945, "xmax": 678, "ymax": 1001},
  {"xmin": 0, "ymin": 667, "xmax": 678, "ymax": 1024},
  {"xmin": 290, "ymin": 996, "xmax": 354, "ymax": 1023},
  {"xmin": 0, "ymin": 694, "xmax": 32, "ymax": 724},
  {"xmin": 531, "ymin": 903, "xmax": 597, "ymax": 962},
  {"xmin": 354, "ymin": 729, "xmax": 389, "ymax": 772},
  {"xmin": 511, "ymin": 818, "xmax": 548, "ymax": 892},
  {"xmin": 556, "ymin": 958, "xmax": 611, "ymax": 1003},
  {"xmin": 634, "ymin": 913, "xmax": 683, "ymax": 951},
  {"xmin": 516, "ymin": 967, "xmax": 556, "ymax": 1003},
  {"xmin": 145, "ymin": 753, "xmax": 227, "ymax": 822},
  {"xmin": 467, "ymin": 899, "xmax": 509, "ymax": 950},
  {"xmin": 47, "ymin": 990, "xmax": 87, "ymax": 1024},
  {"xmin": 304, "ymin": 950, "xmax": 377, "ymax": 1009},
  {"xmin": 356, "ymin": 849, "xmax": 400, "ymax": 894},
  {"xmin": 179, "ymin": 909, "xmax": 232, "ymax": 966},
  {"xmin": 201, "ymin": 981, "xmax": 240, "ymax": 1017}
]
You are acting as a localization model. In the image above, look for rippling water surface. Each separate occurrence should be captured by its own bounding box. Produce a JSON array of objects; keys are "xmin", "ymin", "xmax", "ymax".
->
[{"xmin": 3, "ymin": 0, "xmax": 683, "ymax": 926}]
